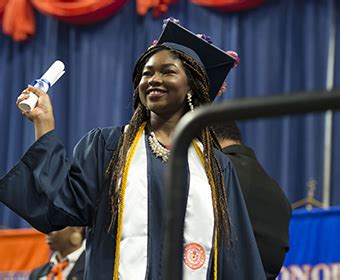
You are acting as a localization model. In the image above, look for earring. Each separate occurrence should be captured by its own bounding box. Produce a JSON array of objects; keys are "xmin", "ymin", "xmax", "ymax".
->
[
  {"xmin": 187, "ymin": 93, "xmax": 194, "ymax": 112},
  {"xmin": 70, "ymin": 232, "xmax": 82, "ymax": 247}
]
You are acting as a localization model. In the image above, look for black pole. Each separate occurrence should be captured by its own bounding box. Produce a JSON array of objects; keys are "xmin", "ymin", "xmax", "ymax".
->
[{"xmin": 161, "ymin": 90, "xmax": 340, "ymax": 280}]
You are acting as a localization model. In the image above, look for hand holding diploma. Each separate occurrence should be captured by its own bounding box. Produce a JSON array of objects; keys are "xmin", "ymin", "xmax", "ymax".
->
[
  {"xmin": 18, "ymin": 60, "xmax": 65, "ymax": 112},
  {"xmin": 16, "ymin": 60, "xmax": 65, "ymax": 140}
]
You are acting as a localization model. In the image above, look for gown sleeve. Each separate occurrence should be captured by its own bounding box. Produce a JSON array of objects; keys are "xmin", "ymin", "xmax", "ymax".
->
[
  {"xmin": 218, "ymin": 154, "xmax": 266, "ymax": 279},
  {"xmin": 0, "ymin": 128, "xmax": 109, "ymax": 233}
]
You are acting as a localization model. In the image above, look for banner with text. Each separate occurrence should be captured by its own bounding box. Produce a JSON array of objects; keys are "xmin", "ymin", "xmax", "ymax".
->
[{"xmin": 279, "ymin": 207, "xmax": 340, "ymax": 280}]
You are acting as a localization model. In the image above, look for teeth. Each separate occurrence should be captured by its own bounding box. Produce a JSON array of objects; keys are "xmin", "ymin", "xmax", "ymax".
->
[{"xmin": 148, "ymin": 89, "xmax": 166, "ymax": 94}]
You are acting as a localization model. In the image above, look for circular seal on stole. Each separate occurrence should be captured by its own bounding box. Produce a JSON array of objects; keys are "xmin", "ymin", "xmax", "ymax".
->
[{"xmin": 183, "ymin": 243, "xmax": 206, "ymax": 270}]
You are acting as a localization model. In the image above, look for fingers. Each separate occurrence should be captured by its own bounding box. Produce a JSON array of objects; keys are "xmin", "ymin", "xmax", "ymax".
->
[
  {"xmin": 16, "ymin": 85, "xmax": 48, "ymax": 105},
  {"xmin": 16, "ymin": 89, "xmax": 31, "ymax": 105},
  {"xmin": 27, "ymin": 85, "xmax": 46, "ymax": 97}
]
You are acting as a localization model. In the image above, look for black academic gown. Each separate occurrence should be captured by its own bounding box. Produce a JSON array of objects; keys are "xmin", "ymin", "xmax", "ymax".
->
[
  {"xmin": 222, "ymin": 144, "xmax": 292, "ymax": 279},
  {"xmin": 0, "ymin": 128, "xmax": 265, "ymax": 279},
  {"xmin": 29, "ymin": 251, "xmax": 85, "ymax": 280}
]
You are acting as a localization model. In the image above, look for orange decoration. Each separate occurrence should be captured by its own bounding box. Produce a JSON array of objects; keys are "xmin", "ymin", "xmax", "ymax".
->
[
  {"xmin": 0, "ymin": 0, "xmax": 128, "ymax": 41},
  {"xmin": 1, "ymin": 0, "xmax": 265, "ymax": 42},
  {"xmin": 31, "ymin": 0, "xmax": 128, "ymax": 24},
  {"xmin": 0, "ymin": 0, "xmax": 9, "ymax": 22},
  {"xmin": 136, "ymin": 0, "xmax": 176, "ymax": 17},
  {"xmin": 191, "ymin": 0, "xmax": 266, "ymax": 11},
  {"xmin": 0, "ymin": 228, "xmax": 49, "ymax": 273},
  {"xmin": 1, "ymin": 0, "xmax": 35, "ymax": 41}
]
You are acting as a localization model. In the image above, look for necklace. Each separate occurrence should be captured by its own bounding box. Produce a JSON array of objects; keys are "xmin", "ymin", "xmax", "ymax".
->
[{"xmin": 148, "ymin": 132, "xmax": 170, "ymax": 162}]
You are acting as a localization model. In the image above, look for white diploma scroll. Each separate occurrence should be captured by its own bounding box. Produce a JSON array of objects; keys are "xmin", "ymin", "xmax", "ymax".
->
[{"xmin": 18, "ymin": 60, "xmax": 65, "ymax": 112}]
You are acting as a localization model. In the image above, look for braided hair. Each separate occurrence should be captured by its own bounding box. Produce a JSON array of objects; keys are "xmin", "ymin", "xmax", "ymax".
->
[{"xmin": 105, "ymin": 45, "xmax": 231, "ymax": 243}]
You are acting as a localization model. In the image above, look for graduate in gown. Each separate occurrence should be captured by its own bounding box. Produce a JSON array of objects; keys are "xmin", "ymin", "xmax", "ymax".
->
[{"xmin": 0, "ymin": 19, "xmax": 265, "ymax": 279}]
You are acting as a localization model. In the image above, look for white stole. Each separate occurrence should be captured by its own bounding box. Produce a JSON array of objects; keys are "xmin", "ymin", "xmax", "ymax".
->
[
  {"xmin": 183, "ymin": 143, "xmax": 214, "ymax": 279},
  {"xmin": 119, "ymin": 131, "xmax": 214, "ymax": 279},
  {"xmin": 119, "ymin": 131, "xmax": 148, "ymax": 279}
]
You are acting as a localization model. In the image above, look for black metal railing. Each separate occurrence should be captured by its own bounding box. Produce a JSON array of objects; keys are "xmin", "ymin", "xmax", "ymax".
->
[{"xmin": 161, "ymin": 90, "xmax": 340, "ymax": 280}]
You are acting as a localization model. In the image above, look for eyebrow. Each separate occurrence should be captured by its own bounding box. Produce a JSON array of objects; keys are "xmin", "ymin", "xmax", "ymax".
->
[{"xmin": 144, "ymin": 63, "xmax": 179, "ymax": 69}]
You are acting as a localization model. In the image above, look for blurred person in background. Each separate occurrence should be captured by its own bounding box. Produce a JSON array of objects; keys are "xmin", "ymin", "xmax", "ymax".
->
[
  {"xmin": 213, "ymin": 120, "xmax": 291, "ymax": 280},
  {"xmin": 29, "ymin": 227, "xmax": 85, "ymax": 280}
]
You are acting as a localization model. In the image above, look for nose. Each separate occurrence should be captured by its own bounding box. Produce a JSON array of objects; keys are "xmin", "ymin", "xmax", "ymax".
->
[{"xmin": 148, "ymin": 72, "xmax": 162, "ymax": 86}]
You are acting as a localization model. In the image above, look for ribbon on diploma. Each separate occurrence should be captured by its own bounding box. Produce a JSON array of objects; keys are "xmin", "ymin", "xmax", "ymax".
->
[{"xmin": 30, "ymin": 79, "xmax": 51, "ymax": 92}]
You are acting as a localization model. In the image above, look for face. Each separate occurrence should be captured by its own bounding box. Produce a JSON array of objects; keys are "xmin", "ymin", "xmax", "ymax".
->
[{"xmin": 138, "ymin": 50, "xmax": 191, "ymax": 117}]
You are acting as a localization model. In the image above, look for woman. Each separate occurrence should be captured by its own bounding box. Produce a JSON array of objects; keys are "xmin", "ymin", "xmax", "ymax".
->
[{"xmin": 1, "ymin": 20, "xmax": 265, "ymax": 279}]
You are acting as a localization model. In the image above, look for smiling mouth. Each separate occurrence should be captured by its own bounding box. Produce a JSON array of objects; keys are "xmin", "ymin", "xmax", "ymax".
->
[{"xmin": 146, "ymin": 88, "xmax": 167, "ymax": 98}]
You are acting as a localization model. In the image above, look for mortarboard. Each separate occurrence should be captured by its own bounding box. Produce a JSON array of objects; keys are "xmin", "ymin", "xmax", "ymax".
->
[{"xmin": 157, "ymin": 20, "xmax": 236, "ymax": 100}]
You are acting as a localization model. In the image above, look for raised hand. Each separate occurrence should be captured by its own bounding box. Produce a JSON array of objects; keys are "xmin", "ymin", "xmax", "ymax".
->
[{"xmin": 16, "ymin": 85, "xmax": 55, "ymax": 140}]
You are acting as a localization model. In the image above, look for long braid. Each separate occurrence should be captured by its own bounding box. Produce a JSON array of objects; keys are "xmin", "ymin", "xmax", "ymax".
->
[
  {"xmin": 202, "ymin": 127, "xmax": 231, "ymax": 243},
  {"xmin": 208, "ymin": 126, "xmax": 231, "ymax": 241},
  {"xmin": 177, "ymin": 51, "xmax": 231, "ymax": 243},
  {"xmin": 105, "ymin": 100, "xmax": 148, "ymax": 230}
]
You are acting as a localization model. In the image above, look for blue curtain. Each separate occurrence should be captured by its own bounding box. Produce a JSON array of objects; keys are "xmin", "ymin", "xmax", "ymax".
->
[
  {"xmin": 0, "ymin": 0, "xmax": 338, "ymax": 228},
  {"xmin": 332, "ymin": 1, "xmax": 340, "ymax": 202}
]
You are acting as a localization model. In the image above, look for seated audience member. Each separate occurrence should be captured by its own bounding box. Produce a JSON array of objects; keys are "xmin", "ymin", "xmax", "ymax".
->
[
  {"xmin": 213, "ymin": 121, "xmax": 292, "ymax": 280},
  {"xmin": 29, "ymin": 227, "xmax": 85, "ymax": 280}
]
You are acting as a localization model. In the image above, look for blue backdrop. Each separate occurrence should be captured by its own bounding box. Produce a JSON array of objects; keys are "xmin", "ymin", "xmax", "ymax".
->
[{"xmin": 0, "ymin": 0, "xmax": 339, "ymax": 228}]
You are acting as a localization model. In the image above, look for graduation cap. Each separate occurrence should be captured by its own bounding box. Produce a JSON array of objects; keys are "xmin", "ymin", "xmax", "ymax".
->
[{"xmin": 157, "ymin": 20, "xmax": 237, "ymax": 100}]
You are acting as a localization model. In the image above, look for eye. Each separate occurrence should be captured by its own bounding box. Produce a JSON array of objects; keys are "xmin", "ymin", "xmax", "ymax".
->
[
  {"xmin": 163, "ymin": 69, "xmax": 176, "ymax": 75},
  {"xmin": 142, "ymin": 70, "xmax": 152, "ymax": 77}
]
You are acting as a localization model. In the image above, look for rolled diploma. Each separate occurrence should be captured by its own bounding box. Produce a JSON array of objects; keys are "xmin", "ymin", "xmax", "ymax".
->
[{"xmin": 18, "ymin": 60, "xmax": 65, "ymax": 112}]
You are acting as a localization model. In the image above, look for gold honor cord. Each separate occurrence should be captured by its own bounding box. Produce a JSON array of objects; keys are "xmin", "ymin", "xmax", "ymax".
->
[
  {"xmin": 193, "ymin": 141, "xmax": 218, "ymax": 280},
  {"xmin": 113, "ymin": 122, "xmax": 147, "ymax": 280}
]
